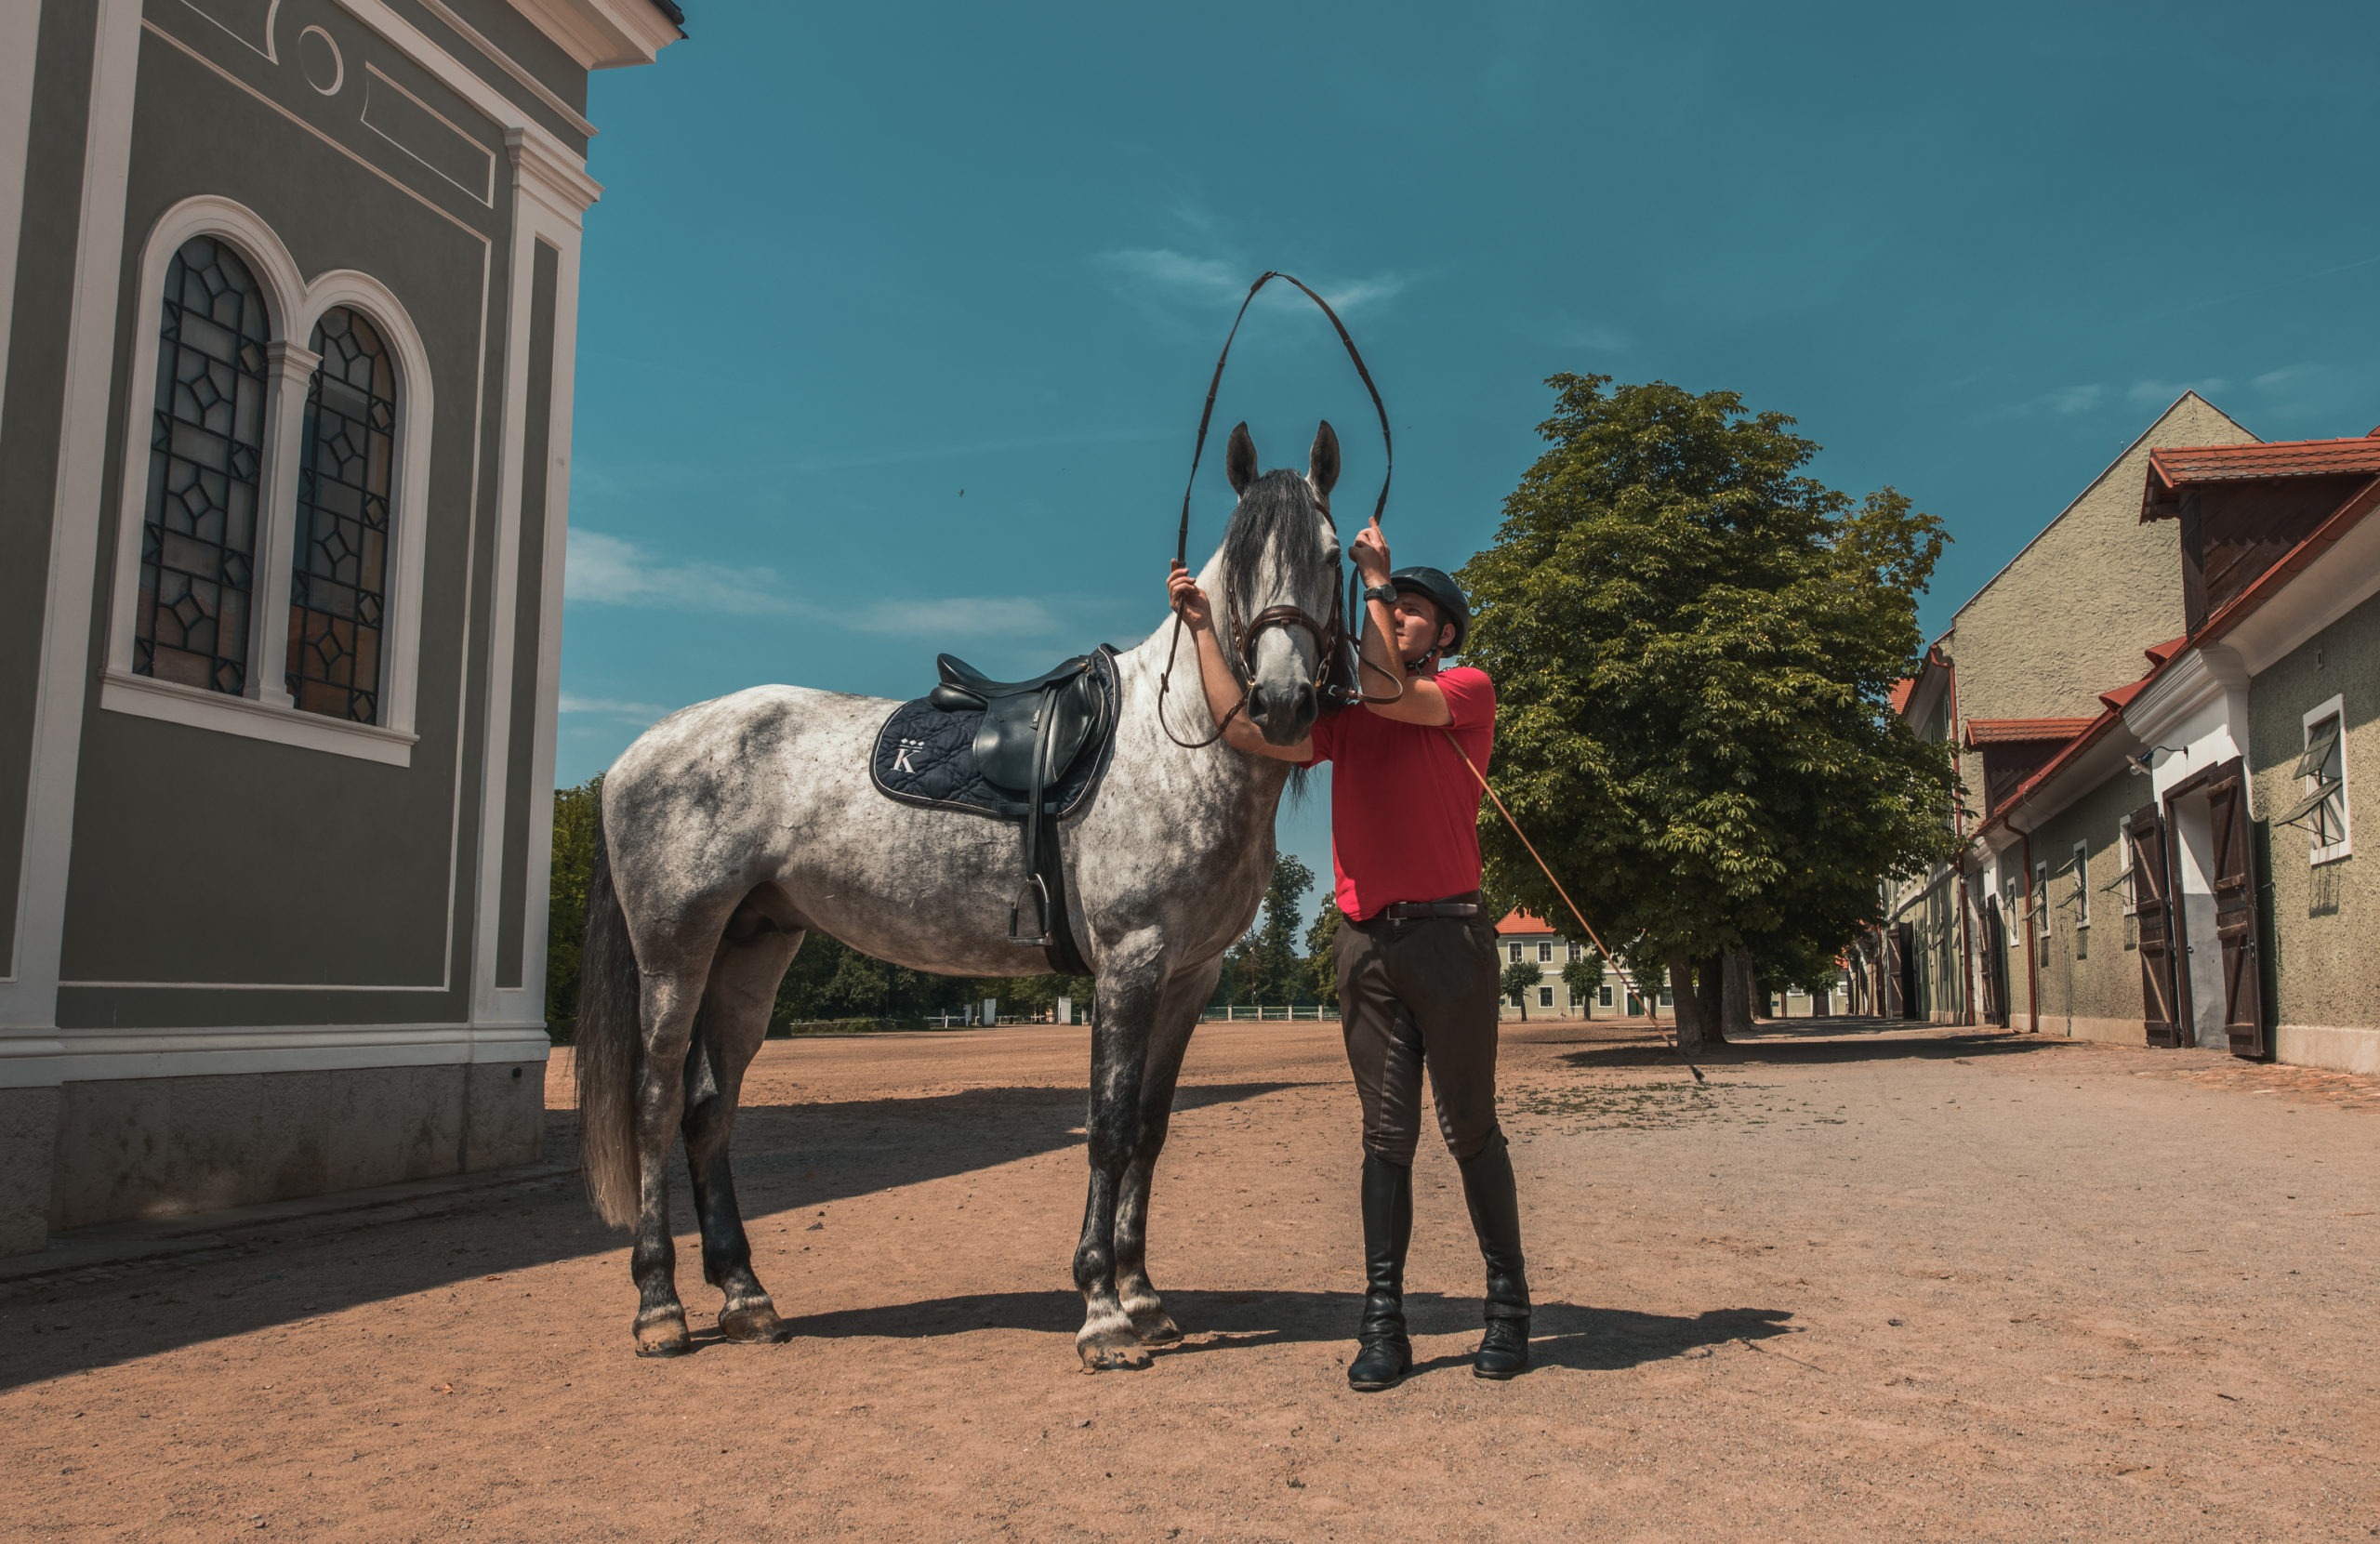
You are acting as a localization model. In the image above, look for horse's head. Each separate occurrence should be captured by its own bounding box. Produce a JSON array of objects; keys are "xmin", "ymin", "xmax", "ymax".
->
[{"xmin": 1219, "ymin": 419, "xmax": 1342, "ymax": 746}]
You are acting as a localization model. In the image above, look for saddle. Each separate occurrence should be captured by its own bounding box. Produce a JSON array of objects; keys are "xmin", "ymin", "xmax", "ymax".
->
[{"xmin": 869, "ymin": 647, "xmax": 1120, "ymax": 976}]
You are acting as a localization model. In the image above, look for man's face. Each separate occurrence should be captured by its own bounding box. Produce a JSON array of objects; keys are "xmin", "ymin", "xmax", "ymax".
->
[{"xmin": 1391, "ymin": 593, "xmax": 1454, "ymax": 661}]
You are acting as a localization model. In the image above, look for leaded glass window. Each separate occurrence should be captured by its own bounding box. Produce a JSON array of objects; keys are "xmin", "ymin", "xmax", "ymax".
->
[
  {"xmin": 135, "ymin": 237, "xmax": 271, "ymax": 694},
  {"xmin": 287, "ymin": 307, "xmax": 396, "ymax": 722}
]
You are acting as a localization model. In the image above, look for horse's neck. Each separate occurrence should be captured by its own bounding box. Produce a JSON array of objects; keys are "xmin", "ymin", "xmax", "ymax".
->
[{"xmin": 1111, "ymin": 592, "xmax": 1292, "ymax": 825}]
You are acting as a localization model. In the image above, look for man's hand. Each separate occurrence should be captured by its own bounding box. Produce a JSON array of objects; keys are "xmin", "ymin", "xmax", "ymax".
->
[
  {"xmin": 1351, "ymin": 517, "xmax": 1392, "ymax": 586},
  {"xmin": 1169, "ymin": 561, "xmax": 1213, "ymax": 632}
]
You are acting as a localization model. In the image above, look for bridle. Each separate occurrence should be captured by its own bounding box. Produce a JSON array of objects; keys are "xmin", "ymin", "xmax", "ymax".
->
[{"xmin": 1157, "ymin": 271, "xmax": 1407, "ymax": 749}]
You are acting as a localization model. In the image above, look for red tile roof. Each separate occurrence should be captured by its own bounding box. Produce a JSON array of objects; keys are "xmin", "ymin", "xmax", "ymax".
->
[
  {"xmin": 1961, "ymin": 717, "xmax": 2098, "ymax": 747},
  {"xmin": 2143, "ymin": 435, "xmax": 2380, "ymax": 519},
  {"xmin": 1888, "ymin": 678, "xmax": 1915, "ymax": 714},
  {"xmin": 1493, "ymin": 908, "xmax": 1558, "ymax": 935}
]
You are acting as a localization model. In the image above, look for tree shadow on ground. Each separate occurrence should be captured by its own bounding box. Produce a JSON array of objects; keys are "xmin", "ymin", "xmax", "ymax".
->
[
  {"xmin": 1554, "ymin": 1023, "xmax": 2061, "ymax": 1073},
  {"xmin": 0, "ymin": 1080, "xmax": 1302, "ymax": 1392},
  {"xmin": 772, "ymin": 1288, "xmax": 1795, "ymax": 1375}
]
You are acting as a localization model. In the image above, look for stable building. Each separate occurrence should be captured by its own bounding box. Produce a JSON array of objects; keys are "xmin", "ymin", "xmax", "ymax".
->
[{"xmin": 0, "ymin": 0, "xmax": 681, "ymax": 1255}]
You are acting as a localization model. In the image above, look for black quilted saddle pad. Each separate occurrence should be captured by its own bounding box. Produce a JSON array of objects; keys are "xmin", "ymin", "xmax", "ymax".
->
[{"xmin": 869, "ymin": 647, "xmax": 1120, "ymax": 820}]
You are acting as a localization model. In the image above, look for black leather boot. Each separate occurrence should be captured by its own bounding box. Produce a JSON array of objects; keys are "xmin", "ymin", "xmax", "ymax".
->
[
  {"xmin": 1346, "ymin": 1155, "xmax": 1413, "ymax": 1391},
  {"xmin": 1458, "ymin": 1133, "xmax": 1530, "ymax": 1379}
]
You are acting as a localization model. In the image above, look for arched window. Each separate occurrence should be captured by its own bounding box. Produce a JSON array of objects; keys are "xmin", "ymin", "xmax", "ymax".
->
[
  {"xmin": 135, "ymin": 236, "xmax": 271, "ymax": 695},
  {"xmin": 287, "ymin": 306, "xmax": 397, "ymax": 722}
]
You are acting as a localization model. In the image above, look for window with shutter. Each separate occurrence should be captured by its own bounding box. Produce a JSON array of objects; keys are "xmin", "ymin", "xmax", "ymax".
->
[{"xmin": 2280, "ymin": 699, "xmax": 2350, "ymax": 864}]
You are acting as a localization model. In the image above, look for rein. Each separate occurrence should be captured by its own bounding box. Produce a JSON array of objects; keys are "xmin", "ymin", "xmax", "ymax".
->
[{"xmin": 1158, "ymin": 271, "xmax": 1406, "ymax": 749}]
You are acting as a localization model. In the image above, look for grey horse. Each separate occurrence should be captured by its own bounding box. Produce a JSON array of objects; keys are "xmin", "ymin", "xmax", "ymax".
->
[{"xmin": 574, "ymin": 421, "xmax": 1345, "ymax": 1366}]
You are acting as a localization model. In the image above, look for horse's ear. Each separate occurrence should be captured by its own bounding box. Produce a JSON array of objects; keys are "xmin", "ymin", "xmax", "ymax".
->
[
  {"xmin": 1308, "ymin": 420, "xmax": 1341, "ymax": 501},
  {"xmin": 1226, "ymin": 421, "xmax": 1259, "ymax": 495}
]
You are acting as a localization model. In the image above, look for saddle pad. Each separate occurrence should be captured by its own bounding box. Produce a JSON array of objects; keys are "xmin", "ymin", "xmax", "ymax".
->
[{"xmin": 869, "ymin": 647, "xmax": 1119, "ymax": 820}]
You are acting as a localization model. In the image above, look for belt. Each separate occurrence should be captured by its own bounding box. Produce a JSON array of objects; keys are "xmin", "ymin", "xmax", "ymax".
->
[{"xmin": 1371, "ymin": 891, "xmax": 1482, "ymax": 922}]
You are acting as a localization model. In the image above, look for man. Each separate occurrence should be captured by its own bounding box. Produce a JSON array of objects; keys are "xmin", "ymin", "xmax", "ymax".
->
[{"xmin": 1168, "ymin": 517, "xmax": 1528, "ymax": 1389}]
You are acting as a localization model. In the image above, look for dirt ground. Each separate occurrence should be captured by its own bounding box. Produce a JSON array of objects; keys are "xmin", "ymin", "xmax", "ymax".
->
[{"xmin": 4, "ymin": 1016, "xmax": 2377, "ymax": 1542}]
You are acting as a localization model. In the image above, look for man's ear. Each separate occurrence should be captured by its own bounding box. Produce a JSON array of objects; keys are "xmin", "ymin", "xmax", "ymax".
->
[{"xmin": 1437, "ymin": 621, "xmax": 1458, "ymax": 654}]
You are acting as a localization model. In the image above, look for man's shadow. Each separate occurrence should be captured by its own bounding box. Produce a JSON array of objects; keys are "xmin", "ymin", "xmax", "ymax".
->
[{"xmin": 773, "ymin": 1288, "xmax": 1794, "ymax": 1373}]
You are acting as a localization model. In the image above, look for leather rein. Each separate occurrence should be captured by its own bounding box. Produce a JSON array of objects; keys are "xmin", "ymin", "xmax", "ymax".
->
[{"xmin": 1158, "ymin": 271, "xmax": 1405, "ymax": 750}]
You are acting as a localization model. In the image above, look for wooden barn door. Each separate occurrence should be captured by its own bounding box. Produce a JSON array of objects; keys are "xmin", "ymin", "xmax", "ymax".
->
[
  {"xmin": 1979, "ymin": 896, "xmax": 2008, "ymax": 1028},
  {"xmin": 2205, "ymin": 761, "xmax": 2268, "ymax": 1060},
  {"xmin": 1895, "ymin": 922, "xmax": 1919, "ymax": 1019},
  {"xmin": 2125, "ymin": 805, "xmax": 2181, "ymax": 1048}
]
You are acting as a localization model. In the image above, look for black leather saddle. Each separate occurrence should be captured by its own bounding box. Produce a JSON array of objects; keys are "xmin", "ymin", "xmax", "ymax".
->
[{"xmin": 869, "ymin": 647, "xmax": 1119, "ymax": 976}]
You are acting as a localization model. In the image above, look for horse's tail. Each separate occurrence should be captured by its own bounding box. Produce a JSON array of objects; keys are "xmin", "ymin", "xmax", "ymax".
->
[{"xmin": 575, "ymin": 801, "xmax": 644, "ymax": 1229}]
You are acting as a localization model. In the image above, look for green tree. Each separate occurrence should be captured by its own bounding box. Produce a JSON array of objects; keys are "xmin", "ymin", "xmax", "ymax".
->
[
  {"xmin": 1499, "ymin": 958, "xmax": 1542, "ymax": 1020},
  {"xmin": 1561, "ymin": 950, "xmax": 1604, "ymax": 1019},
  {"xmin": 1228, "ymin": 854, "xmax": 1315, "ymax": 1007},
  {"xmin": 1459, "ymin": 374, "xmax": 1962, "ymax": 1049},
  {"xmin": 545, "ymin": 776, "xmax": 603, "ymax": 1042},
  {"xmin": 1303, "ymin": 892, "xmax": 1343, "ymax": 1008}
]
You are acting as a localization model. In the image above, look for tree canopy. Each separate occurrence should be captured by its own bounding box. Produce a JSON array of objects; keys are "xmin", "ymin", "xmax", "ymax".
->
[{"xmin": 1458, "ymin": 374, "xmax": 1960, "ymax": 1019}]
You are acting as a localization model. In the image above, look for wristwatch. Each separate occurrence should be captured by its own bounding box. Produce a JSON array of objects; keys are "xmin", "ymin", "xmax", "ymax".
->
[{"xmin": 1361, "ymin": 582, "xmax": 1398, "ymax": 607}]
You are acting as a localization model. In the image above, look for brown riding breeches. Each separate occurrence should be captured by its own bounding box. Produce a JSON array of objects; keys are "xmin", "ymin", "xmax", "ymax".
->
[{"xmin": 1333, "ymin": 909, "xmax": 1506, "ymax": 1166}]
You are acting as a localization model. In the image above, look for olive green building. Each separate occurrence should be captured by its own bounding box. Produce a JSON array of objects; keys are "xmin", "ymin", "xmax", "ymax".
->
[{"xmin": 0, "ymin": 0, "xmax": 681, "ymax": 1255}]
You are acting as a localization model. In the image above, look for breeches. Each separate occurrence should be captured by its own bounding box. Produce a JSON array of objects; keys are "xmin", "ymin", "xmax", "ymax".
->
[{"xmin": 1333, "ymin": 910, "xmax": 1505, "ymax": 1165}]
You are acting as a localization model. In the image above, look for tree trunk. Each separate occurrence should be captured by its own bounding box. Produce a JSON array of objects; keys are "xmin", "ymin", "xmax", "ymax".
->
[
  {"xmin": 1722, "ymin": 948, "xmax": 1756, "ymax": 1038},
  {"xmin": 1695, "ymin": 954, "xmax": 1725, "ymax": 1042},
  {"xmin": 1669, "ymin": 953, "xmax": 1708, "ymax": 1050}
]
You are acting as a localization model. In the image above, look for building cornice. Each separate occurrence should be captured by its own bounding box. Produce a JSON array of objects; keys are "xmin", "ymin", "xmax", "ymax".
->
[
  {"xmin": 2122, "ymin": 644, "xmax": 2246, "ymax": 751},
  {"xmin": 507, "ymin": 126, "xmax": 602, "ymax": 221},
  {"xmin": 507, "ymin": 0, "xmax": 682, "ymax": 70}
]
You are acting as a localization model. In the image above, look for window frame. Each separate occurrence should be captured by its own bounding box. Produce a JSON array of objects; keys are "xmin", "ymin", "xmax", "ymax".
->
[
  {"xmin": 2070, "ymin": 840, "xmax": 2090, "ymax": 929},
  {"xmin": 2302, "ymin": 694, "xmax": 2351, "ymax": 865},
  {"xmin": 2033, "ymin": 860, "xmax": 2051, "ymax": 943},
  {"xmin": 1536, "ymin": 941, "xmax": 1552, "ymax": 963},
  {"xmin": 1538, "ymin": 985, "xmax": 1554, "ymax": 1009},
  {"xmin": 100, "ymin": 197, "xmax": 431, "ymax": 766}
]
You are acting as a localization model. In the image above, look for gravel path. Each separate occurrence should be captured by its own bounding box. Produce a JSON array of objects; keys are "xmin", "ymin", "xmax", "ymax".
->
[{"xmin": 4, "ymin": 1017, "xmax": 2374, "ymax": 1541}]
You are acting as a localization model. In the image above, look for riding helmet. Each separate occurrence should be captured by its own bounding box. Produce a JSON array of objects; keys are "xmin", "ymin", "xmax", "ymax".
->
[{"xmin": 1388, "ymin": 567, "xmax": 1470, "ymax": 657}]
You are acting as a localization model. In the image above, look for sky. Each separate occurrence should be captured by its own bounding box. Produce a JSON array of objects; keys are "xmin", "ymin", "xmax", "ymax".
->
[{"xmin": 561, "ymin": 0, "xmax": 2380, "ymax": 917}]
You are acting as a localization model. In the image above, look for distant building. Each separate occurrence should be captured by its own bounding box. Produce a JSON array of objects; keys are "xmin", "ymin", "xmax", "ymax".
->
[{"xmin": 0, "ymin": 0, "xmax": 682, "ymax": 1255}]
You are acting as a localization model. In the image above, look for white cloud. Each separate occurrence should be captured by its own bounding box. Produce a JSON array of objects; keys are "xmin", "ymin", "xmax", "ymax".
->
[
  {"xmin": 1095, "ymin": 246, "xmax": 1411, "ymax": 315},
  {"xmin": 2044, "ymin": 384, "xmax": 2103, "ymax": 414},
  {"xmin": 843, "ymin": 598, "xmax": 1059, "ymax": 639},
  {"xmin": 565, "ymin": 530, "xmax": 794, "ymax": 616},
  {"xmin": 2252, "ymin": 363, "xmax": 2316, "ymax": 394},
  {"xmin": 558, "ymin": 692, "xmax": 669, "ymax": 719},
  {"xmin": 2127, "ymin": 376, "xmax": 2228, "ymax": 407}
]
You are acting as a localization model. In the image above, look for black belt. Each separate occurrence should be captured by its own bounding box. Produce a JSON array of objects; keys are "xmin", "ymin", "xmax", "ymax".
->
[{"xmin": 1368, "ymin": 891, "xmax": 1482, "ymax": 923}]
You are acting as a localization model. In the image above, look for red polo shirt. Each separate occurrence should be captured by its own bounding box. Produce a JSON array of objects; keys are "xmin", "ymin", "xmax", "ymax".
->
[{"xmin": 1301, "ymin": 666, "xmax": 1495, "ymax": 921}]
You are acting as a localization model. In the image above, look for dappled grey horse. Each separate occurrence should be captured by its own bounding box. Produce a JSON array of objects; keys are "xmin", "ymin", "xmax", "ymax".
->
[{"xmin": 575, "ymin": 422, "xmax": 1345, "ymax": 1366}]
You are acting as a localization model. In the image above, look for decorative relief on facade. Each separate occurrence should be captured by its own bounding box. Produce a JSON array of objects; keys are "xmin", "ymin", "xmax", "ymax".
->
[
  {"xmin": 177, "ymin": 0, "xmax": 281, "ymax": 61},
  {"xmin": 136, "ymin": 236, "xmax": 271, "ymax": 697},
  {"xmin": 361, "ymin": 63, "xmax": 496, "ymax": 206}
]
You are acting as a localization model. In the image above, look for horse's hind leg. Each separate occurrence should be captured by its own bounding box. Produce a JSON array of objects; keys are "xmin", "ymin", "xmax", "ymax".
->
[
  {"xmin": 1115, "ymin": 956, "xmax": 1223, "ymax": 1347},
  {"xmin": 1074, "ymin": 930, "xmax": 1169, "ymax": 1370},
  {"xmin": 629, "ymin": 964, "xmax": 709, "ymax": 1357},
  {"xmin": 684, "ymin": 929, "xmax": 802, "ymax": 1344}
]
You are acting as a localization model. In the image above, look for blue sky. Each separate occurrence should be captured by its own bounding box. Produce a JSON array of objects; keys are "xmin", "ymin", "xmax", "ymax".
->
[{"xmin": 561, "ymin": 0, "xmax": 2380, "ymax": 908}]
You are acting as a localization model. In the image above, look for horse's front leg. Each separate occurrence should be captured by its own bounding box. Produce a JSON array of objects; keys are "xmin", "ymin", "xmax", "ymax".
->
[
  {"xmin": 1114, "ymin": 955, "xmax": 1223, "ymax": 1348},
  {"xmin": 1074, "ymin": 930, "xmax": 1168, "ymax": 1370}
]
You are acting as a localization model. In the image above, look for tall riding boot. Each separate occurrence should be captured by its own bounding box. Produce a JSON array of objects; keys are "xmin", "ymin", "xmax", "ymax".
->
[
  {"xmin": 1457, "ymin": 1132, "xmax": 1530, "ymax": 1379},
  {"xmin": 1346, "ymin": 1155, "xmax": 1413, "ymax": 1391}
]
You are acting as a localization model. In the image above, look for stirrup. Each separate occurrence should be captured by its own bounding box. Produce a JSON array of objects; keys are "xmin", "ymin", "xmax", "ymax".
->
[{"xmin": 1009, "ymin": 874, "xmax": 1052, "ymax": 948}]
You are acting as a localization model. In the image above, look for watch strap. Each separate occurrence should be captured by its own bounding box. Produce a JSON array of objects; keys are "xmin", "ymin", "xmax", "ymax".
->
[{"xmin": 1361, "ymin": 582, "xmax": 1398, "ymax": 606}]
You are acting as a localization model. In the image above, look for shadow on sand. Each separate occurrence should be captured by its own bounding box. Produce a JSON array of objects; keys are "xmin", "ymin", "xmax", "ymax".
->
[
  {"xmin": 0, "ymin": 1080, "xmax": 1303, "ymax": 1391},
  {"xmin": 1544, "ymin": 1019, "xmax": 2064, "ymax": 1074},
  {"xmin": 773, "ymin": 1288, "xmax": 1796, "ymax": 1375}
]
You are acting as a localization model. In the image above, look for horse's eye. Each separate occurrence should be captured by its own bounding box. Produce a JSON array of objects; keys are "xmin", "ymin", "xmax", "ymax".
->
[{"xmin": 1323, "ymin": 542, "xmax": 1342, "ymax": 565}]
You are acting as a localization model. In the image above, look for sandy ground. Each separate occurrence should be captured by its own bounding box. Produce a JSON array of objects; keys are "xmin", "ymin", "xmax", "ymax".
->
[{"xmin": 4, "ymin": 1016, "xmax": 2377, "ymax": 1542}]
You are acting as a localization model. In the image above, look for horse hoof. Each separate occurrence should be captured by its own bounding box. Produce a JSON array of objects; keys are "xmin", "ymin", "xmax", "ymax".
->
[
  {"xmin": 1130, "ymin": 1309, "xmax": 1183, "ymax": 1346},
  {"xmin": 633, "ymin": 1313, "xmax": 692, "ymax": 1358},
  {"xmin": 720, "ymin": 1305, "xmax": 793, "ymax": 1345},
  {"xmin": 1078, "ymin": 1328, "xmax": 1154, "ymax": 1371}
]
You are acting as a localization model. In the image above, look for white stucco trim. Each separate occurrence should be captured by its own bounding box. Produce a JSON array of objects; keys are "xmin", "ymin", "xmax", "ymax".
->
[
  {"xmin": 2124, "ymin": 645, "xmax": 2251, "ymax": 808},
  {"xmin": 2300, "ymin": 693, "xmax": 2350, "ymax": 865},
  {"xmin": 99, "ymin": 200, "xmax": 435, "ymax": 759},
  {"xmin": 328, "ymin": 0, "xmax": 604, "ymax": 170},
  {"xmin": 506, "ymin": 0, "xmax": 681, "ymax": 70},
  {"xmin": 414, "ymin": 0, "xmax": 600, "ymax": 138},
  {"xmin": 2, "ymin": 0, "xmax": 143, "ymax": 1031},
  {"xmin": 0, "ymin": 1022, "xmax": 549, "ymax": 1087},
  {"xmin": 0, "ymin": 0, "xmax": 45, "ymax": 461}
]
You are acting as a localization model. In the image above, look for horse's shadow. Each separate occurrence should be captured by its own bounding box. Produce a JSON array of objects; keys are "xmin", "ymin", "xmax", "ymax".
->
[{"xmin": 773, "ymin": 1289, "xmax": 1794, "ymax": 1373}]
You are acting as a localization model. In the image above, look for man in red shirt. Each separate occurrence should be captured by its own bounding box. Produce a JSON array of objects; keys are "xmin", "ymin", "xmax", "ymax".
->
[{"xmin": 1168, "ymin": 518, "xmax": 1529, "ymax": 1390}]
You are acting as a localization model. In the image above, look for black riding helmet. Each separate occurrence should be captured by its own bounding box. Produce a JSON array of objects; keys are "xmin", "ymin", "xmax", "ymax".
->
[{"xmin": 1387, "ymin": 566, "xmax": 1470, "ymax": 658}]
